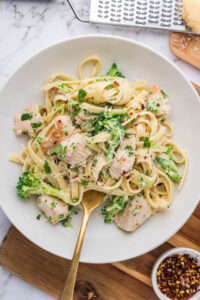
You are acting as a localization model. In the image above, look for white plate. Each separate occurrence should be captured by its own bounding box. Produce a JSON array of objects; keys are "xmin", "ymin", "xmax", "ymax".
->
[{"xmin": 0, "ymin": 35, "xmax": 200, "ymax": 263}]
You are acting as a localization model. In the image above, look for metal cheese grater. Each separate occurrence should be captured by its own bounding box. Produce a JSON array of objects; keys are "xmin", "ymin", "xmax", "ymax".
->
[{"xmin": 67, "ymin": 0, "xmax": 195, "ymax": 34}]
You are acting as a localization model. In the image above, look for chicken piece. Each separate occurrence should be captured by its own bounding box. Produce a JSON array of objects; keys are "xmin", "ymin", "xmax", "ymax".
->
[
  {"xmin": 13, "ymin": 104, "xmax": 44, "ymax": 137},
  {"xmin": 147, "ymin": 85, "xmax": 171, "ymax": 118},
  {"xmin": 37, "ymin": 195, "xmax": 68, "ymax": 225},
  {"xmin": 110, "ymin": 137, "xmax": 136, "ymax": 179},
  {"xmin": 41, "ymin": 115, "xmax": 75, "ymax": 154},
  {"xmin": 60, "ymin": 133, "xmax": 92, "ymax": 167},
  {"xmin": 114, "ymin": 194, "xmax": 151, "ymax": 232},
  {"xmin": 74, "ymin": 111, "xmax": 96, "ymax": 126}
]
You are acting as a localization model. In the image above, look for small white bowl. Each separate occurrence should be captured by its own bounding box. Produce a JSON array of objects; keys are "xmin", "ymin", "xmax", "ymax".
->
[{"xmin": 152, "ymin": 247, "xmax": 200, "ymax": 300}]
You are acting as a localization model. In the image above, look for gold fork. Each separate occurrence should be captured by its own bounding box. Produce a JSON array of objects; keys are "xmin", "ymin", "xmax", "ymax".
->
[{"xmin": 59, "ymin": 190, "xmax": 103, "ymax": 300}]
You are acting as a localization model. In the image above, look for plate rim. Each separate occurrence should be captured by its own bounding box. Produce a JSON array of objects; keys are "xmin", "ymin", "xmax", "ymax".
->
[{"xmin": 0, "ymin": 34, "xmax": 200, "ymax": 263}]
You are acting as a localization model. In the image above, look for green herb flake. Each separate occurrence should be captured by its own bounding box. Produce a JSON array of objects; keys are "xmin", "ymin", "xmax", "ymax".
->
[
  {"xmin": 78, "ymin": 89, "xmax": 87, "ymax": 102},
  {"xmin": 81, "ymin": 179, "xmax": 89, "ymax": 187},
  {"xmin": 51, "ymin": 201, "xmax": 56, "ymax": 209},
  {"xmin": 125, "ymin": 145, "xmax": 133, "ymax": 150},
  {"xmin": 37, "ymin": 136, "xmax": 43, "ymax": 144},
  {"xmin": 53, "ymin": 144, "xmax": 64, "ymax": 154},
  {"xmin": 128, "ymin": 151, "xmax": 134, "ymax": 157},
  {"xmin": 64, "ymin": 130, "xmax": 68, "ymax": 136},
  {"xmin": 31, "ymin": 122, "xmax": 42, "ymax": 129},
  {"xmin": 143, "ymin": 137, "xmax": 151, "ymax": 148},
  {"xmin": 161, "ymin": 117, "xmax": 166, "ymax": 123},
  {"xmin": 36, "ymin": 214, "xmax": 41, "ymax": 220},
  {"xmin": 161, "ymin": 89, "xmax": 168, "ymax": 98},
  {"xmin": 59, "ymin": 214, "xmax": 64, "ymax": 219},
  {"xmin": 21, "ymin": 113, "xmax": 32, "ymax": 121},
  {"xmin": 44, "ymin": 160, "xmax": 52, "ymax": 174},
  {"xmin": 58, "ymin": 84, "xmax": 70, "ymax": 93}
]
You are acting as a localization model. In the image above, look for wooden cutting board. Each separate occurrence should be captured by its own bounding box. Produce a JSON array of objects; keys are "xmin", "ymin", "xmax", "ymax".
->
[
  {"xmin": 170, "ymin": 33, "xmax": 200, "ymax": 69},
  {"xmin": 0, "ymin": 85, "xmax": 199, "ymax": 300},
  {"xmin": 0, "ymin": 203, "xmax": 199, "ymax": 300}
]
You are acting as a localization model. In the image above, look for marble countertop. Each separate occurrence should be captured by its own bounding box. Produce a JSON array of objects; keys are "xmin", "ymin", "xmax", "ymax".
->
[{"xmin": 0, "ymin": 0, "xmax": 199, "ymax": 299}]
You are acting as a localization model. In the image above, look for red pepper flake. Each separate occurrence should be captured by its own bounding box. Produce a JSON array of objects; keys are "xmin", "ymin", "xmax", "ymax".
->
[
  {"xmin": 114, "ymin": 80, "xmax": 119, "ymax": 86},
  {"xmin": 129, "ymin": 112, "xmax": 133, "ymax": 116},
  {"xmin": 42, "ymin": 108, "xmax": 47, "ymax": 114},
  {"xmin": 157, "ymin": 254, "xmax": 200, "ymax": 299}
]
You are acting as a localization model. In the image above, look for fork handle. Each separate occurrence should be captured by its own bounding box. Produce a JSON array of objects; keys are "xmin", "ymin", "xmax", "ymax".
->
[{"xmin": 59, "ymin": 210, "xmax": 90, "ymax": 300}]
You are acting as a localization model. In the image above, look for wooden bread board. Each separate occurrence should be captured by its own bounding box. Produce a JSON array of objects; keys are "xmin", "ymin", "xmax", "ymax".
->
[
  {"xmin": 0, "ymin": 85, "xmax": 199, "ymax": 300},
  {"xmin": 0, "ymin": 202, "xmax": 199, "ymax": 300},
  {"xmin": 170, "ymin": 33, "xmax": 200, "ymax": 69}
]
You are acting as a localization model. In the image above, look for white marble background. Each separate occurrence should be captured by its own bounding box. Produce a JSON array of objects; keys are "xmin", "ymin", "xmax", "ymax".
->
[{"xmin": 0, "ymin": 0, "xmax": 199, "ymax": 299}]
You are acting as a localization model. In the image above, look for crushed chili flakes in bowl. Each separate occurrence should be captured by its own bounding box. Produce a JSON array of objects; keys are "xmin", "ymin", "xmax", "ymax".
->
[{"xmin": 156, "ymin": 253, "xmax": 200, "ymax": 300}]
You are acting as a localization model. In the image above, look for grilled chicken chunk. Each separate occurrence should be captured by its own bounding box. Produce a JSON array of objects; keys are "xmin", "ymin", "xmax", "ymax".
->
[
  {"xmin": 14, "ymin": 104, "xmax": 44, "ymax": 137},
  {"xmin": 74, "ymin": 112, "xmax": 96, "ymax": 126},
  {"xmin": 110, "ymin": 137, "xmax": 136, "ymax": 179},
  {"xmin": 60, "ymin": 133, "xmax": 92, "ymax": 167},
  {"xmin": 147, "ymin": 85, "xmax": 171, "ymax": 118},
  {"xmin": 41, "ymin": 115, "xmax": 75, "ymax": 154},
  {"xmin": 114, "ymin": 195, "xmax": 151, "ymax": 232},
  {"xmin": 37, "ymin": 195, "xmax": 68, "ymax": 225}
]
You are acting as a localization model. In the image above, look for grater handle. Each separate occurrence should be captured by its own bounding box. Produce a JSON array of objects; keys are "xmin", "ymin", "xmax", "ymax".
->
[{"xmin": 67, "ymin": 0, "xmax": 90, "ymax": 23}]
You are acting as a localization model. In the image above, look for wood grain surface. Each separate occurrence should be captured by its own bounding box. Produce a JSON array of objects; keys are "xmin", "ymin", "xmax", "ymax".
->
[
  {"xmin": 170, "ymin": 33, "xmax": 200, "ymax": 69},
  {"xmin": 0, "ymin": 85, "xmax": 199, "ymax": 300},
  {"xmin": 0, "ymin": 201, "xmax": 199, "ymax": 300}
]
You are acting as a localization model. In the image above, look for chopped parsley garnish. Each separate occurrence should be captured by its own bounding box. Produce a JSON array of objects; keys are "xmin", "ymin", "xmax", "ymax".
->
[
  {"xmin": 44, "ymin": 160, "xmax": 51, "ymax": 174},
  {"xmin": 51, "ymin": 201, "xmax": 56, "ymax": 209},
  {"xmin": 143, "ymin": 137, "xmax": 151, "ymax": 148},
  {"xmin": 53, "ymin": 144, "xmax": 66, "ymax": 154},
  {"xmin": 78, "ymin": 89, "xmax": 87, "ymax": 102},
  {"xmin": 36, "ymin": 214, "xmax": 41, "ymax": 220},
  {"xmin": 58, "ymin": 84, "xmax": 70, "ymax": 93},
  {"xmin": 31, "ymin": 122, "xmax": 42, "ymax": 129},
  {"xmin": 21, "ymin": 113, "xmax": 32, "ymax": 121},
  {"xmin": 81, "ymin": 179, "xmax": 89, "ymax": 187},
  {"xmin": 64, "ymin": 130, "xmax": 68, "ymax": 135},
  {"xmin": 58, "ymin": 214, "xmax": 64, "ymax": 218},
  {"xmin": 161, "ymin": 117, "xmax": 166, "ymax": 123},
  {"xmin": 125, "ymin": 145, "xmax": 133, "ymax": 150},
  {"xmin": 128, "ymin": 151, "xmax": 134, "ymax": 157},
  {"xmin": 37, "ymin": 136, "xmax": 43, "ymax": 144},
  {"xmin": 161, "ymin": 89, "xmax": 168, "ymax": 98}
]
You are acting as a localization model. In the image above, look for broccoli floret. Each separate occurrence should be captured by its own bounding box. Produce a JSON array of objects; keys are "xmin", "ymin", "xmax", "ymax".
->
[
  {"xmin": 105, "ymin": 63, "xmax": 125, "ymax": 78},
  {"xmin": 155, "ymin": 156, "xmax": 181, "ymax": 182},
  {"xmin": 102, "ymin": 196, "xmax": 132, "ymax": 223},
  {"xmin": 17, "ymin": 170, "xmax": 70, "ymax": 203},
  {"xmin": 104, "ymin": 118, "xmax": 125, "ymax": 162},
  {"xmin": 147, "ymin": 99, "xmax": 161, "ymax": 113},
  {"xmin": 91, "ymin": 113, "xmax": 126, "ymax": 162}
]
